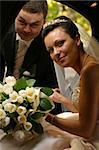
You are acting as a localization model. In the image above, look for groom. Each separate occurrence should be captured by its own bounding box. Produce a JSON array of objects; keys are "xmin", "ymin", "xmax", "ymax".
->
[{"xmin": 1, "ymin": 0, "xmax": 58, "ymax": 89}]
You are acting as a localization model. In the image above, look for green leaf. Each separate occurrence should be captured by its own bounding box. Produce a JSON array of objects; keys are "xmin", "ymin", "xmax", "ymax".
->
[
  {"xmin": 14, "ymin": 77, "xmax": 27, "ymax": 91},
  {"xmin": 40, "ymin": 87, "xmax": 53, "ymax": 96},
  {"xmin": 28, "ymin": 117, "xmax": 43, "ymax": 134},
  {"xmin": 32, "ymin": 121, "xmax": 43, "ymax": 134},
  {"xmin": 26, "ymin": 79, "xmax": 36, "ymax": 87},
  {"xmin": 0, "ymin": 93, "xmax": 8, "ymax": 100},
  {"xmin": 31, "ymin": 112, "xmax": 44, "ymax": 120},
  {"xmin": 40, "ymin": 98, "xmax": 53, "ymax": 111}
]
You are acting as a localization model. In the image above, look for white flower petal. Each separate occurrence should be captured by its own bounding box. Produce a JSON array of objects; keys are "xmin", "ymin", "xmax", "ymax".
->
[
  {"xmin": 4, "ymin": 103, "xmax": 16, "ymax": 113},
  {"xmin": 9, "ymin": 91, "xmax": 18, "ymax": 102},
  {"xmin": 17, "ymin": 96, "xmax": 24, "ymax": 104},
  {"xmin": 17, "ymin": 106, "xmax": 27, "ymax": 115},
  {"xmin": 24, "ymin": 122, "xmax": 32, "ymax": 131},
  {"xmin": 3, "ymin": 117, "xmax": 10, "ymax": 127},
  {"xmin": 3, "ymin": 84, "xmax": 13, "ymax": 95},
  {"xmin": 19, "ymin": 90, "xmax": 26, "ymax": 97},
  {"xmin": 5, "ymin": 76, "xmax": 16, "ymax": 86},
  {"xmin": 18, "ymin": 115, "xmax": 27, "ymax": 124},
  {"xmin": 0, "ymin": 109, "xmax": 6, "ymax": 120}
]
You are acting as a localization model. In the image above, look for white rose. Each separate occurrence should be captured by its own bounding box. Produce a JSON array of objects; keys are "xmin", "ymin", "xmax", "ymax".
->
[
  {"xmin": 14, "ymin": 130, "xmax": 25, "ymax": 141},
  {"xmin": 16, "ymin": 96, "xmax": 24, "ymax": 104},
  {"xmin": 0, "ymin": 109, "xmax": 6, "ymax": 120},
  {"xmin": 19, "ymin": 90, "xmax": 26, "ymax": 97},
  {"xmin": 2, "ymin": 99, "xmax": 10, "ymax": 106},
  {"xmin": 24, "ymin": 122, "xmax": 32, "ymax": 131},
  {"xmin": 3, "ymin": 84, "xmax": 13, "ymax": 95},
  {"xmin": 17, "ymin": 106, "xmax": 27, "ymax": 115},
  {"xmin": 27, "ymin": 88, "xmax": 40, "ymax": 104},
  {"xmin": 4, "ymin": 76, "xmax": 16, "ymax": 86},
  {"xmin": 27, "ymin": 95, "xmax": 35, "ymax": 103},
  {"xmin": 32, "ymin": 88, "xmax": 40, "ymax": 109},
  {"xmin": 2, "ymin": 117, "xmax": 10, "ymax": 127},
  {"xmin": 0, "ymin": 83, "xmax": 3, "ymax": 93},
  {"xmin": 4, "ymin": 103, "xmax": 16, "ymax": 113},
  {"xmin": 26, "ymin": 87, "xmax": 34, "ymax": 96},
  {"xmin": 9, "ymin": 91, "xmax": 18, "ymax": 103},
  {"xmin": 18, "ymin": 115, "xmax": 27, "ymax": 124}
]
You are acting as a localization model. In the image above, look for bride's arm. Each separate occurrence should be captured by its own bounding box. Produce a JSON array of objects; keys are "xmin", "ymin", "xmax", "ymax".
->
[{"xmin": 49, "ymin": 90, "xmax": 78, "ymax": 113}]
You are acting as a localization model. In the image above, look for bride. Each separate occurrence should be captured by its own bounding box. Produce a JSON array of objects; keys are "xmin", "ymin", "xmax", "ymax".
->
[
  {"xmin": 42, "ymin": 15, "xmax": 99, "ymax": 149},
  {"xmin": 1, "ymin": 16, "xmax": 99, "ymax": 150}
]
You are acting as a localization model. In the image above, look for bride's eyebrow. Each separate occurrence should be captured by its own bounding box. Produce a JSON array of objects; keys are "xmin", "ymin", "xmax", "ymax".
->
[{"xmin": 54, "ymin": 40, "xmax": 65, "ymax": 45}]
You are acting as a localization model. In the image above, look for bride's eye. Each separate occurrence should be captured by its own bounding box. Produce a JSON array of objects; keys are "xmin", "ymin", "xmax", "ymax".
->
[{"xmin": 56, "ymin": 40, "xmax": 65, "ymax": 47}]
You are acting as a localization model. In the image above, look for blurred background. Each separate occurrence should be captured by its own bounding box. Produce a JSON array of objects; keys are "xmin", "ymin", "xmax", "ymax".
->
[{"xmin": 47, "ymin": 0, "xmax": 91, "ymax": 35}]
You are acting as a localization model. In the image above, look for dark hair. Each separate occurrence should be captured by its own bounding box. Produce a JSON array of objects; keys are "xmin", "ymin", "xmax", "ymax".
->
[
  {"xmin": 22, "ymin": 0, "xmax": 48, "ymax": 20},
  {"xmin": 42, "ymin": 16, "xmax": 79, "ymax": 39}
]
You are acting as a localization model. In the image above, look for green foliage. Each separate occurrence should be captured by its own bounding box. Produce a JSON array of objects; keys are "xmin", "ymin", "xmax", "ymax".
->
[
  {"xmin": 40, "ymin": 98, "xmax": 53, "ymax": 111},
  {"xmin": 40, "ymin": 87, "xmax": 53, "ymax": 96},
  {"xmin": 47, "ymin": 0, "xmax": 91, "ymax": 34},
  {"xmin": 14, "ymin": 77, "xmax": 36, "ymax": 91},
  {"xmin": 28, "ymin": 115, "xmax": 43, "ymax": 134},
  {"xmin": 30, "ymin": 112, "xmax": 44, "ymax": 120}
]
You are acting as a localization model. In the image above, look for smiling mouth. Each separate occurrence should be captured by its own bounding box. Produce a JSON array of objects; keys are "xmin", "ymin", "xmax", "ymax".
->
[{"xmin": 59, "ymin": 56, "xmax": 65, "ymax": 62}]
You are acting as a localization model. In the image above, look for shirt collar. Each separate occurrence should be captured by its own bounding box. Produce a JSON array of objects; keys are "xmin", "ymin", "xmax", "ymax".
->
[{"xmin": 16, "ymin": 33, "xmax": 34, "ymax": 48}]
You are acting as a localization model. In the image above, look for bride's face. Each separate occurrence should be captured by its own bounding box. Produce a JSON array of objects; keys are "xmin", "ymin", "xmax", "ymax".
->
[{"xmin": 44, "ymin": 27, "xmax": 80, "ymax": 68}]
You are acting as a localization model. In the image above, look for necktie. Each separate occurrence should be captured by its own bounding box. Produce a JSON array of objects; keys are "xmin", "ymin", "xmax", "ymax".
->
[{"xmin": 13, "ymin": 40, "xmax": 27, "ymax": 79}]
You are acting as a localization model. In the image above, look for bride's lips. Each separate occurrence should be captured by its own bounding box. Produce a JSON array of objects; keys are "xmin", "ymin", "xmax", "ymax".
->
[{"xmin": 59, "ymin": 56, "xmax": 65, "ymax": 62}]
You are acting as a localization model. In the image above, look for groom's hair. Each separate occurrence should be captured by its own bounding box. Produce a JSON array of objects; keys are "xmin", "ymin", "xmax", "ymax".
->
[{"xmin": 22, "ymin": 0, "xmax": 48, "ymax": 20}]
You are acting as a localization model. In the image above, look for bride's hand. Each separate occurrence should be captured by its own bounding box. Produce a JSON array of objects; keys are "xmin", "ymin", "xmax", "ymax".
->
[{"xmin": 49, "ymin": 90, "xmax": 65, "ymax": 104}]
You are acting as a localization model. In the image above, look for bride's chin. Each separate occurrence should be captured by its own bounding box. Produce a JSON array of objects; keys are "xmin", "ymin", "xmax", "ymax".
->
[{"xmin": 59, "ymin": 61, "xmax": 68, "ymax": 66}]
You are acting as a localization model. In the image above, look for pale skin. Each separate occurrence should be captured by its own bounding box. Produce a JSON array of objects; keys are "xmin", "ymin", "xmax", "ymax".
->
[
  {"xmin": 44, "ymin": 27, "xmax": 99, "ymax": 139},
  {"xmin": 15, "ymin": 9, "xmax": 44, "ymax": 41},
  {"xmin": 51, "ymin": 89, "xmax": 78, "ymax": 112}
]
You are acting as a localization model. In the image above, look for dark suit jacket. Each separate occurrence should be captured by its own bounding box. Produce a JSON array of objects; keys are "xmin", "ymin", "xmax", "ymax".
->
[
  {"xmin": 1, "ymin": 26, "xmax": 58, "ymax": 89},
  {"xmin": 0, "ymin": 0, "xmax": 27, "ymax": 44}
]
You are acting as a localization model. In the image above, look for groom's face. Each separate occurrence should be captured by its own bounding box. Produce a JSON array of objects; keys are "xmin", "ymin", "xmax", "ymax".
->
[{"xmin": 15, "ymin": 9, "xmax": 44, "ymax": 41}]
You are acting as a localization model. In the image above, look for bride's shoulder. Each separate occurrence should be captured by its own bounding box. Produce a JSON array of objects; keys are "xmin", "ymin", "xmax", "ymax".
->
[{"xmin": 80, "ymin": 62, "xmax": 99, "ymax": 86}]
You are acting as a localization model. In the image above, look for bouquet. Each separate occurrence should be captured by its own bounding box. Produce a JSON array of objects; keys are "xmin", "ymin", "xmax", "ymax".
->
[{"xmin": 0, "ymin": 76, "xmax": 54, "ymax": 141}]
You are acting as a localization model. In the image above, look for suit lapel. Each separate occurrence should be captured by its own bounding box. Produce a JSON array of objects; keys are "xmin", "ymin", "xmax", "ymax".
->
[{"xmin": 4, "ymin": 30, "xmax": 16, "ymax": 74}]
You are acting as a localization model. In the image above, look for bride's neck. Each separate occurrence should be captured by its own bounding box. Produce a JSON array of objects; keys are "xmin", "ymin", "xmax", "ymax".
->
[{"xmin": 74, "ymin": 50, "xmax": 87, "ymax": 74}]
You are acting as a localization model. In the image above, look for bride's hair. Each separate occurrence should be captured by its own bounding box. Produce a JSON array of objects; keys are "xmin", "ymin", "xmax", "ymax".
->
[{"xmin": 43, "ymin": 16, "xmax": 79, "ymax": 39}]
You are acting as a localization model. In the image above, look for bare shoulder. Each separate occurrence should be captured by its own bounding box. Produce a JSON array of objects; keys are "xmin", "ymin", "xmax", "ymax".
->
[
  {"xmin": 81, "ymin": 62, "xmax": 99, "ymax": 78},
  {"xmin": 80, "ymin": 63, "xmax": 99, "ymax": 88}
]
